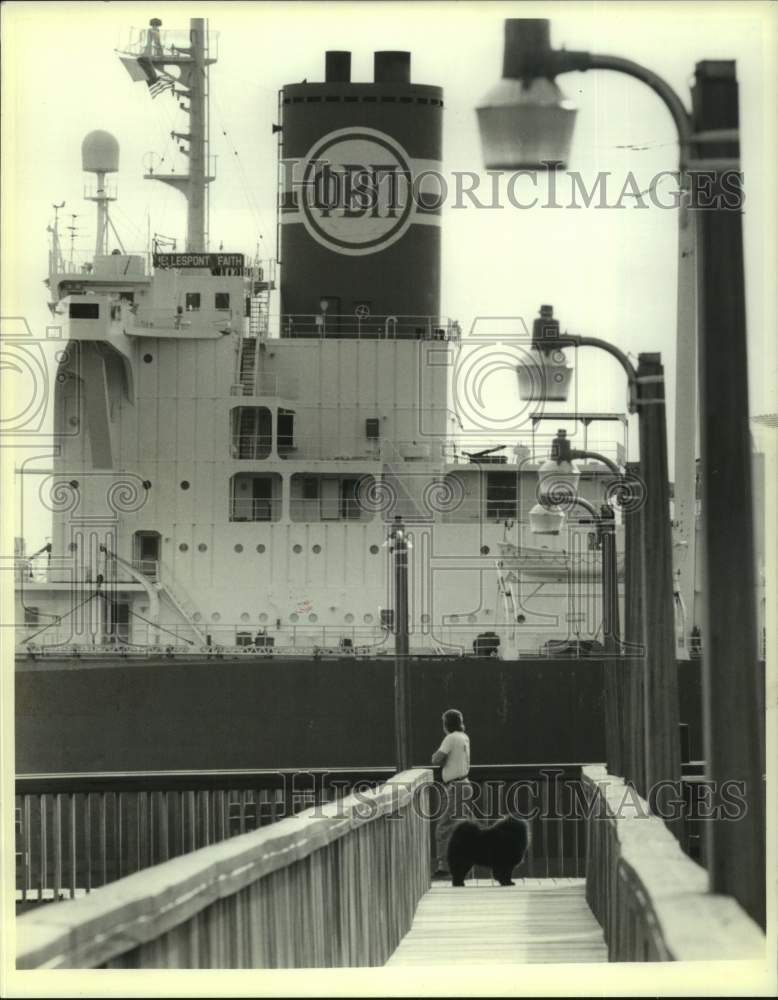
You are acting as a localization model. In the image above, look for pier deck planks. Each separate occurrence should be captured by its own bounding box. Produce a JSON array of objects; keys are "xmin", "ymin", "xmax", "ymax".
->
[{"xmin": 386, "ymin": 877, "xmax": 607, "ymax": 965}]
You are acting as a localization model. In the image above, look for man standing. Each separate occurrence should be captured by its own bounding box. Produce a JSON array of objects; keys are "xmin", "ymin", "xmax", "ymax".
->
[{"xmin": 431, "ymin": 708, "xmax": 474, "ymax": 878}]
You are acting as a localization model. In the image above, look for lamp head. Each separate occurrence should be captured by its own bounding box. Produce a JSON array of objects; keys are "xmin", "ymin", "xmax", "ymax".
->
[
  {"xmin": 517, "ymin": 305, "xmax": 573, "ymax": 402},
  {"xmin": 476, "ymin": 19, "xmax": 577, "ymax": 170},
  {"xmin": 530, "ymin": 443, "xmax": 581, "ymax": 535}
]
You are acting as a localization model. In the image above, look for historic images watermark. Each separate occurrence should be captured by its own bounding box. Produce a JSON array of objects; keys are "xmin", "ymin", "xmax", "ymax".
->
[
  {"xmin": 281, "ymin": 127, "xmax": 744, "ymax": 256},
  {"xmin": 293, "ymin": 771, "xmax": 749, "ymax": 825}
]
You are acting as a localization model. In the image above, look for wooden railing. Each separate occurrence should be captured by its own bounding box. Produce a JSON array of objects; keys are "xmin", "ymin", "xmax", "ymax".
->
[
  {"xmin": 15, "ymin": 763, "xmax": 596, "ymax": 908},
  {"xmin": 15, "ymin": 769, "xmax": 393, "ymax": 907},
  {"xmin": 16, "ymin": 769, "xmax": 432, "ymax": 969},
  {"xmin": 582, "ymin": 765, "xmax": 765, "ymax": 961}
]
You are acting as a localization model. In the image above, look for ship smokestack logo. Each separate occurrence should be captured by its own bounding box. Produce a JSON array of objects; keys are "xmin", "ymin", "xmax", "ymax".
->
[{"xmin": 281, "ymin": 127, "xmax": 440, "ymax": 256}]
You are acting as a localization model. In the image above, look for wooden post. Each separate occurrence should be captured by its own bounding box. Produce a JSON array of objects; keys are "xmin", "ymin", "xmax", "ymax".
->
[
  {"xmin": 392, "ymin": 518, "xmax": 411, "ymax": 772},
  {"xmin": 691, "ymin": 60, "xmax": 765, "ymax": 927},
  {"xmin": 636, "ymin": 354, "xmax": 681, "ymax": 820}
]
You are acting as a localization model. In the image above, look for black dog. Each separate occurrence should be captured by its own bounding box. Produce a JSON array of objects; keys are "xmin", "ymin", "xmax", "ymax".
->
[{"xmin": 447, "ymin": 816, "xmax": 529, "ymax": 887}]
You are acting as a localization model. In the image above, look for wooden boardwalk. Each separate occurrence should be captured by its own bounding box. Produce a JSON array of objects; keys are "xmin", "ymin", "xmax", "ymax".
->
[{"xmin": 386, "ymin": 878, "xmax": 607, "ymax": 965}]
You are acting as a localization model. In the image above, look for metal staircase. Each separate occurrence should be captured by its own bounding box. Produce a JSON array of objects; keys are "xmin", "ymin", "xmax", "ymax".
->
[{"xmin": 155, "ymin": 561, "xmax": 208, "ymax": 644}]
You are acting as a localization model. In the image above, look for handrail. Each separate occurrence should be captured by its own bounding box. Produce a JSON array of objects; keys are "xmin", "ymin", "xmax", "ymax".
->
[
  {"xmin": 16, "ymin": 769, "xmax": 432, "ymax": 969},
  {"xmin": 582, "ymin": 765, "xmax": 765, "ymax": 961}
]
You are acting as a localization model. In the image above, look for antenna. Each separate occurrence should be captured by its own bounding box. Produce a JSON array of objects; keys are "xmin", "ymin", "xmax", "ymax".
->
[
  {"xmin": 118, "ymin": 17, "xmax": 217, "ymax": 252},
  {"xmin": 82, "ymin": 131, "xmax": 125, "ymax": 256},
  {"xmin": 67, "ymin": 214, "xmax": 79, "ymax": 265}
]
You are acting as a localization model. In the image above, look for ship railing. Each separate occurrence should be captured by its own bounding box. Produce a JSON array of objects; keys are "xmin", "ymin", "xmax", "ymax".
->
[
  {"xmin": 15, "ymin": 562, "xmax": 146, "ymax": 586},
  {"xmin": 230, "ymin": 372, "xmax": 300, "ymax": 398},
  {"xmin": 119, "ymin": 26, "xmax": 220, "ymax": 60},
  {"xmin": 50, "ymin": 249, "xmax": 150, "ymax": 278},
  {"xmin": 129, "ymin": 306, "xmax": 240, "ymax": 333},
  {"xmin": 443, "ymin": 437, "xmax": 626, "ymax": 468},
  {"xmin": 130, "ymin": 559, "xmax": 159, "ymax": 581},
  {"xmin": 228, "ymin": 498, "xmax": 283, "ymax": 522},
  {"xmin": 275, "ymin": 314, "xmax": 461, "ymax": 341}
]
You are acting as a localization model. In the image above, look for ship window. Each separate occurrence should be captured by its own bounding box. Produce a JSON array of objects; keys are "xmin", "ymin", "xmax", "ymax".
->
[
  {"xmin": 277, "ymin": 408, "xmax": 295, "ymax": 455},
  {"xmin": 290, "ymin": 473, "xmax": 375, "ymax": 522},
  {"xmin": 185, "ymin": 292, "xmax": 201, "ymax": 311},
  {"xmin": 486, "ymin": 472, "xmax": 519, "ymax": 520},
  {"xmin": 231, "ymin": 406, "xmax": 272, "ymax": 459},
  {"xmin": 215, "ymin": 292, "xmax": 230, "ymax": 310},
  {"xmin": 104, "ymin": 599, "xmax": 130, "ymax": 644},
  {"xmin": 340, "ymin": 478, "xmax": 361, "ymax": 520},
  {"xmin": 69, "ymin": 302, "xmax": 99, "ymax": 319},
  {"xmin": 230, "ymin": 473, "xmax": 281, "ymax": 522}
]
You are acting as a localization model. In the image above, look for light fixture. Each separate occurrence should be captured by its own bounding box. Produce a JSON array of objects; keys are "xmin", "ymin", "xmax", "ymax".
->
[
  {"xmin": 529, "ymin": 429, "xmax": 581, "ymax": 535},
  {"xmin": 476, "ymin": 20, "xmax": 577, "ymax": 170},
  {"xmin": 517, "ymin": 305, "xmax": 573, "ymax": 403}
]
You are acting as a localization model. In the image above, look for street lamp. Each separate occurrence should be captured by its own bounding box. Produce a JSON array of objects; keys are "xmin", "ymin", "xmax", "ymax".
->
[
  {"xmin": 530, "ymin": 429, "xmax": 621, "ymax": 653},
  {"xmin": 389, "ymin": 516, "xmax": 411, "ymax": 772},
  {"xmin": 478, "ymin": 20, "xmax": 764, "ymax": 927},
  {"xmin": 521, "ymin": 303, "xmax": 679, "ymax": 813}
]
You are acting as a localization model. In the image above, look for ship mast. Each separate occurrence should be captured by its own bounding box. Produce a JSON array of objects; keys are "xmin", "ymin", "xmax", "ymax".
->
[{"xmin": 118, "ymin": 16, "xmax": 215, "ymax": 252}]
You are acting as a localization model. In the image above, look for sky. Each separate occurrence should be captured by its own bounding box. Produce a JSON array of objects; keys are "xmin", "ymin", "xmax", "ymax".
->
[{"xmin": 2, "ymin": 0, "xmax": 777, "ymax": 545}]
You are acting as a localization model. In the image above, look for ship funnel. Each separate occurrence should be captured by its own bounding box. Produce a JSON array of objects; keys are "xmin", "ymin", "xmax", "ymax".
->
[
  {"xmin": 325, "ymin": 50, "xmax": 351, "ymax": 82},
  {"xmin": 81, "ymin": 131, "xmax": 120, "ymax": 174},
  {"xmin": 374, "ymin": 51, "xmax": 410, "ymax": 83}
]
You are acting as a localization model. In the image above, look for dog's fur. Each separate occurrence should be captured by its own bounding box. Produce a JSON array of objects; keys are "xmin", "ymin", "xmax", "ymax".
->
[{"xmin": 447, "ymin": 816, "xmax": 529, "ymax": 887}]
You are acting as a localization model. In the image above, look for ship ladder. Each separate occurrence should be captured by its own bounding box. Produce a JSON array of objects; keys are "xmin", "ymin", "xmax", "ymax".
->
[
  {"xmin": 238, "ymin": 338, "xmax": 257, "ymax": 395},
  {"xmin": 155, "ymin": 562, "xmax": 208, "ymax": 645}
]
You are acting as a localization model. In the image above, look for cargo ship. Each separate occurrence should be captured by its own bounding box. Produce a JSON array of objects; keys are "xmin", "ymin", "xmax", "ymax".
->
[{"xmin": 14, "ymin": 16, "xmax": 631, "ymax": 665}]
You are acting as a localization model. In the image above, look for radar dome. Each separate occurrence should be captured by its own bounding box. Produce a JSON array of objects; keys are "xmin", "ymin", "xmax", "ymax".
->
[{"xmin": 81, "ymin": 131, "xmax": 119, "ymax": 173}]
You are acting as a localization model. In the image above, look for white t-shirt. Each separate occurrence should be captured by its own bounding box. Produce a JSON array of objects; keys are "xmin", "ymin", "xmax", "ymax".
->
[{"xmin": 437, "ymin": 730, "xmax": 470, "ymax": 783}]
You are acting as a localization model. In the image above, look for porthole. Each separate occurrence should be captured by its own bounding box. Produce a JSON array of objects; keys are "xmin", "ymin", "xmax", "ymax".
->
[
  {"xmin": 517, "ymin": 614, "xmax": 526, "ymax": 624},
  {"xmin": 344, "ymin": 613, "xmax": 354, "ymax": 624},
  {"xmin": 198, "ymin": 543, "xmax": 207, "ymax": 552},
  {"xmin": 308, "ymin": 613, "xmax": 318, "ymax": 623},
  {"xmin": 369, "ymin": 545, "xmax": 380, "ymax": 555},
  {"xmin": 293, "ymin": 544, "xmax": 302, "ymax": 553},
  {"xmin": 192, "ymin": 612, "xmax": 202, "ymax": 623},
  {"xmin": 143, "ymin": 353, "xmax": 153, "ymax": 363},
  {"xmin": 312, "ymin": 544, "xmax": 322, "ymax": 554},
  {"xmin": 290, "ymin": 613, "xmax": 299, "ymax": 623},
  {"xmin": 363, "ymin": 613, "xmax": 374, "ymax": 624},
  {"xmin": 258, "ymin": 613, "xmax": 268, "ymax": 624},
  {"xmin": 240, "ymin": 612, "xmax": 250, "ymax": 623},
  {"xmin": 211, "ymin": 612, "xmax": 221, "ymax": 623},
  {"xmin": 178, "ymin": 542, "xmax": 189, "ymax": 552},
  {"xmin": 180, "ymin": 480, "xmax": 190, "ymax": 490},
  {"xmin": 256, "ymin": 544, "xmax": 266, "ymax": 553},
  {"xmin": 480, "ymin": 545, "xmax": 490, "ymax": 555},
  {"xmin": 234, "ymin": 544, "xmax": 244, "ymax": 553}
]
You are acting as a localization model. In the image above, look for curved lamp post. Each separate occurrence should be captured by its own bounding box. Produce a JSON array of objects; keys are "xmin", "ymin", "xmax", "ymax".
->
[
  {"xmin": 389, "ymin": 516, "xmax": 411, "ymax": 772},
  {"xmin": 477, "ymin": 20, "xmax": 764, "ymax": 928},
  {"xmin": 530, "ymin": 429, "xmax": 622, "ymax": 654}
]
